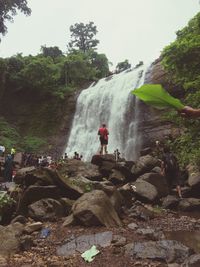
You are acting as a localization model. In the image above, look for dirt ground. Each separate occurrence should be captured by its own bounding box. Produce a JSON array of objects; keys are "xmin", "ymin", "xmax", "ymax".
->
[{"xmin": 6, "ymin": 208, "xmax": 200, "ymax": 267}]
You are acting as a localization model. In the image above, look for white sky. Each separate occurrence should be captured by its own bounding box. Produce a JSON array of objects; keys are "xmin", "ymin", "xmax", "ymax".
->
[{"xmin": 0, "ymin": 0, "xmax": 199, "ymax": 68}]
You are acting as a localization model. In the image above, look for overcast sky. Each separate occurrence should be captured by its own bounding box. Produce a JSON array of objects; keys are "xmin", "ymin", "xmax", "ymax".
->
[{"xmin": 0, "ymin": 0, "xmax": 199, "ymax": 68}]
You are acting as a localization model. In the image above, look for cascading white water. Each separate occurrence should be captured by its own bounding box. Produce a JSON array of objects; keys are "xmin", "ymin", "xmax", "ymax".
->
[{"xmin": 65, "ymin": 65, "xmax": 148, "ymax": 161}]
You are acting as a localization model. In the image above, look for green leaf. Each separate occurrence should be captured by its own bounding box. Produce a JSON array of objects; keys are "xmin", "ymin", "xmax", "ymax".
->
[{"xmin": 132, "ymin": 84, "xmax": 184, "ymax": 110}]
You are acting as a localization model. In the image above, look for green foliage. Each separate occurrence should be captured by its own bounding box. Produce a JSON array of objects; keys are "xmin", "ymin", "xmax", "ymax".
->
[
  {"xmin": 0, "ymin": 117, "xmax": 20, "ymax": 150},
  {"xmin": 89, "ymin": 50, "xmax": 109, "ymax": 78},
  {"xmin": 132, "ymin": 84, "xmax": 184, "ymax": 110},
  {"xmin": 22, "ymin": 136, "xmax": 46, "ymax": 152},
  {"xmin": 68, "ymin": 22, "xmax": 99, "ymax": 53},
  {"xmin": 0, "ymin": 0, "xmax": 31, "ymax": 39},
  {"xmin": 162, "ymin": 12, "xmax": 200, "ymax": 97},
  {"xmin": 0, "ymin": 191, "xmax": 15, "ymax": 222},
  {"xmin": 161, "ymin": 12, "xmax": 200, "ymax": 167},
  {"xmin": 64, "ymin": 50, "xmax": 98, "ymax": 86},
  {"xmin": 116, "ymin": 59, "xmax": 131, "ymax": 73},
  {"xmin": 41, "ymin": 46, "xmax": 63, "ymax": 61},
  {"xmin": 0, "ymin": 30, "xmax": 110, "ymax": 152}
]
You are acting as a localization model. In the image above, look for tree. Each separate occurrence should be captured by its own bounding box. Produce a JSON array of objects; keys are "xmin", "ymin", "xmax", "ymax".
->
[
  {"xmin": 64, "ymin": 51, "xmax": 97, "ymax": 86},
  {"xmin": 88, "ymin": 50, "xmax": 109, "ymax": 78},
  {"xmin": 68, "ymin": 22, "xmax": 99, "ymax": 53},
  {"xmin": 116, "ymin": 59, "xmax": 131, "ymax": 73},
  {"xmin": 0, "ymin": 0, "xmax": 31, "ymax": 40},
  {"xmin": 41, "ymin": 46, "xmax": 63, "ymax": 61}
]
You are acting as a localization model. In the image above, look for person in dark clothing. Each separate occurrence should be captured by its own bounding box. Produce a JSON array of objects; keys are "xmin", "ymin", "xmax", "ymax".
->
[
  {"xmin": 4, "ymin": 154, "xmax": 14, "ymax": 182},
  {"xmin": 98, "ymin": 124, "xmax": 109, "ymax": 155},
  {"xmin": 161, "ymin": 147, "xmax": 182, "ymax": 198}
]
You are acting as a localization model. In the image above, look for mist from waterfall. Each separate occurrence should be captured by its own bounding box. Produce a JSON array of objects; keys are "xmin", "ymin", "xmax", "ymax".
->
[{"xmin": 65, "ymin": 65, "xmax": 147, "ymax": 161}]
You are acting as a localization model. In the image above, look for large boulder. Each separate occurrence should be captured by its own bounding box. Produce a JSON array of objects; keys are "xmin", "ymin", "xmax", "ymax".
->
[
  {"xmin": 44, "ymin": 169, "xmax": 94, "ymax": 199},
  {"xmin": 178, "ymin": 198, "xmax": 200, "ymax": 211},
  {"xmin": 14, "ymin": 166, "xmax": 36, "ymax": 184},
  {"xmin": 162, "ymin": 195, "xmax": 179, "ymax": 210},
  {"xmin": 57, "ymin": 159, "xmax": 102, "ymax": 181},
  {"xmin": 182, "ymin": 254, "xmax": 200, "ymax": 267},
  {"xmin": 118, "ymin": 183, "xmax": 136, "ymax": 207},
  {"xmin": 17, "ymin": 185, "xmax": 61, "ymax": 214},
  {"xmin": 99, "ymin": 160, "xmax": 116, "ymax": 176},
  {"xmin": 138, "ymin": 172, "xmax": 169, "ymax": 197},
  {"xmin": 186, "ymin": 165, "xmax": 200, "ymax": 197},
  {"xmin": 132, "ymin": 180, "xmax": 159, "ymax": 202},
  {"xmin": 114, "ymin": 161, "xmax": 134, "ymax": 181},
  {"xmin": 28, "ymin": 198, "xmax": 64, "ymax": 221},
  {"xmin": 131, "ymin": 155, "xmax": 158, "ymax": 177},
  {"xmin": 109, "ymin": 169, "xmax": 126, "ymax": 184},
  {"xmin": 91, "ymin": 154, "xmax": 116, "ymax": 166},
  {"xmin": 0, "ymin": 223, "xmax": 24, "ymax": 255},
  {"xmin": 72, "ymin": 190, "xmax": 122, "ymax": 227},
  {"xmin": 125, "ymin": 240, "xmax": 192, "ymax": 263}
]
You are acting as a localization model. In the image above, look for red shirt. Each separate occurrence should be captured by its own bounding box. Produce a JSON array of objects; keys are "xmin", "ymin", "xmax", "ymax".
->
[{"xmin": 98, "ymin": 127, "xmax": 109, "ymax": 140}]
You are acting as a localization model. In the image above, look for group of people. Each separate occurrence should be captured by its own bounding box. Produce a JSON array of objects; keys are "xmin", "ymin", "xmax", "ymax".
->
[{"xmin": 73, "ymin": 152, "xmax": 83, "ymax": 160}]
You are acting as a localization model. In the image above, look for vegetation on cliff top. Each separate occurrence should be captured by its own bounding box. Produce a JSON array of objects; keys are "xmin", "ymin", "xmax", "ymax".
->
[
  {"xmin": 161, "ymin": 12, "xmax": 200, "ymax": 167},
  {"xmin": 0, "ymin": 22, "xmax": 110, "ymax": 153}
]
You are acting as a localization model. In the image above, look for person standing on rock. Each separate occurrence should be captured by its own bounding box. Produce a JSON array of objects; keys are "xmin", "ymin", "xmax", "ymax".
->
[
  {"xmin": 161, "ymin": 147, "xmax": 182, "ymax": 198},
  {"xmin": 98, "ymin": 124, "xmax": 109, "ymax": 155},
  {"xmin": 4, "ymin": 154, "xmax": 14, "ymax": 182}
]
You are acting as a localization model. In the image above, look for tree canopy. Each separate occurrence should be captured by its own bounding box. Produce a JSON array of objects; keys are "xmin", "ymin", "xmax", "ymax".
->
[
  {"xmin": 0, "ymin": 0, "xmax": 31, "ymax": 40},
  {"xmin": 116, "ymin": 59, "xmax": 131, "ymax": 73},
  {"xmin": 41, "ymin": 46, "xmax": 63, "ymax": 61},
  {"xmin": 161, "ymin": 11, "xmax": 200, "ymax": 166},
  {"xmin": 68, "ymin": 22, "xmax": 99, "ymax": 53}
]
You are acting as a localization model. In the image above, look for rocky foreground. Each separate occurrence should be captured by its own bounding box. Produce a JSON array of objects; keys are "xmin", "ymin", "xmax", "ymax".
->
[{"xmin": 0, "ymin": 153, "xmax": 200, "ymax": 267}]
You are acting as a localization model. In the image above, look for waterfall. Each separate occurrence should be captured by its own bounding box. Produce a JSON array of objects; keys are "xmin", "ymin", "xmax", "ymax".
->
[{"xmin": 65, "ymin": 65, "xmax": 148, "ymax": 161}]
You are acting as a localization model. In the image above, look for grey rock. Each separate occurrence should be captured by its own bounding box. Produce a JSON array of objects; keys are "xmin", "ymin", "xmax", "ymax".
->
[
  {"xmin": 178, "ymin": 198, "xmax": 200, "ymax": 211},
  {"xmin": 59, "ymin": 198, "xmax": 75, "ymax": 215},
  {"xmin": 131, "ymin": 155, "xmax": 158, "ymax": 177},
  {"xmin": 72, "ymin": 190, "xmax": 122, "ymax": 227},
  {"xmin": 136, "ymin": 227, "xmax": 165, "ymax": 240},
  {"xmin": 0, "ymin": 255, "xmax": 8, "ymax": 267},
  {"xmin": 162, "ymin": 195, "xmax": 179, "ymax": 210},
  {"xmin": 138, "ymin": 172, "xmax": 169, "ymax": 197},
  {"xmin": 11, "ymin": 215, "xmax": 27, "ymax": 224},
  {"xmin": 125, "ymin": 240, "xmax": 192, "ymax": 263},
  {"xmin": 0, "ymin": 222, "xmax": 24, "ymax": 255},
  {"xmin": 181, "ymin": 254, "xmax": 200, "ymax": 267},
  {"xmin": 62, "ymin": 214, "xmax": 76, "ymax": 227},
  {"xmin": 24, "ymin": 222, "xmax": 43, "ymax": 234},
  {"xmin": 133, "ymin": 180, "xmax": 158, "ymax": 202},
  {"xmin": 127, "ymin": 223, "xmax": 138, "ymax": 230},
  {"xmin": 111, "ymin": 235, "xmax": 127, "ymax": 247},
  {"xmin": 57, "ymin": 231, "xmax": 113, "ymax": 256},
  {"xmin": 20, "ymin": 235, "xmax": 34, "ymax": 251},
  {"xmin": 109, "ymin": 169, "xmax": 126, "ymax": 184},
  {"xmin": 28, "ymin": 198, "xmax": 64, "ymax": 221},
  {"xmin": 17, "ymin": 185, "xmax": 61, "ymax": 214}
]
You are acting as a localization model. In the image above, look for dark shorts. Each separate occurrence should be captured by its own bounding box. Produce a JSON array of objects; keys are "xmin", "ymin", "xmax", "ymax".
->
[
  {"xmin": 166, "ymin": 171, "xmax": 180, "ymax": 187},
  {"xmin": 100, "ymin": 137, "xmax": 108, "ymax": 145}
]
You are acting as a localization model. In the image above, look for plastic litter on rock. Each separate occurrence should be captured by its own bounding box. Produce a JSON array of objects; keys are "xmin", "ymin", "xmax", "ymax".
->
[
  {"xmin": 81, "ymin": 245, "xmax": 100, "ymax": 262},
  {"xmin": 40, "ymin": 228, "xmax": 51, "ymax": 238}
]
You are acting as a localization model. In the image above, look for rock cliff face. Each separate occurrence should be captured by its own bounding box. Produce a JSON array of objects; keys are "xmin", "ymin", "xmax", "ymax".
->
[
  {"xmin": 59, "ymin": 59, "xmax": 181, "ymax": 156},
  {"xmin": 137, "ymin": 59, "xmax": 181, "ymax": 148}
]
